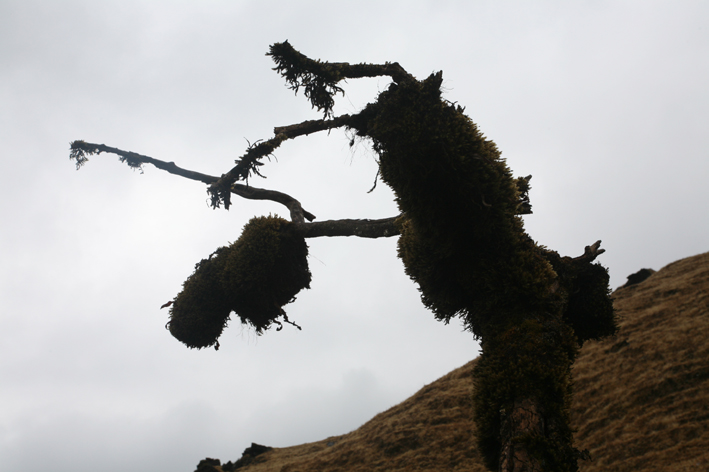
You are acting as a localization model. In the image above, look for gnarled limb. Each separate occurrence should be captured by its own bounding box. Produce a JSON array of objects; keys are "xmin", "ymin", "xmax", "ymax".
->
[
  {"xmin": 273, "ymin": 113, "xmax": 353, "ymax": 138},
  {"xmin": 231, "ymin": 183, "xmax": 315, "ymax": 223},
  {"xmin": 69, "ymin": 141, "xmax": 315, "ymax": 222},
  {"xmin": 268, "ymin": 41, "xmax": 415, "ymax": 117},
  {"xmin": 573, "ymin": 240, "xmax": 605, "ymax": 264}
]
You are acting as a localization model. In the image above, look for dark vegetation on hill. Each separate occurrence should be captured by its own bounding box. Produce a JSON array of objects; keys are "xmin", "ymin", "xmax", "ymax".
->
[{"xmin": 196, "ymin": 251, "xmax": 709, "ymax": 471}]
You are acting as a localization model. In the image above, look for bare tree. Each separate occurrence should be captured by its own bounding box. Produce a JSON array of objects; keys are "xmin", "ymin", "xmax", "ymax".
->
[{"xmin": 69, "ymin": 41, "xmax": 616, "ymax": 472}]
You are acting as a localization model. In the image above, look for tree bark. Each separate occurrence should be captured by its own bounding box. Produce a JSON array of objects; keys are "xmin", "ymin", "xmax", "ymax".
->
[
  {"xmin": 499, "ymin": 398, "xmax": 544, "ymax": 472},
  {"xmin": 296, "ymin": 216, "xmax": 400, "ymax": 239}
]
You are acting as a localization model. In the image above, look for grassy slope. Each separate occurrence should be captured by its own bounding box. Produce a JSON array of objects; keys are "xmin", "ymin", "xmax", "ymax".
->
[{"xmin": 223, "ymin": 251, "xmax": 709, "ymax": 471}]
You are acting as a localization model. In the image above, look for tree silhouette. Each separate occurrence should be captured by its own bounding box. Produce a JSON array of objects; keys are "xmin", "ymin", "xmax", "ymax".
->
[{"xmin": 69, "ymin": 41, "xmax": 617, "ymax": 472}]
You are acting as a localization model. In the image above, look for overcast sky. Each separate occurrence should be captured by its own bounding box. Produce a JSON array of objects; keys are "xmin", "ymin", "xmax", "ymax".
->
[{"xmin": 1, "ymin": 1, "xmax": 707, "ymax": 470}]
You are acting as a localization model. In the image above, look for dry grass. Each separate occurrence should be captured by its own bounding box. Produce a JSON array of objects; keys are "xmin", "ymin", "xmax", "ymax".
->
[
  {"xmin": 214, "ymin": 251, "xmax": 709, "ymax": 471},
  {"xmin": 571, "ymin": 251, "xmax": 709, "ymax": 471}
]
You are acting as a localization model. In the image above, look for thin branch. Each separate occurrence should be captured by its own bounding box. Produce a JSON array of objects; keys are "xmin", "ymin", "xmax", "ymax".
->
[
  {"xmin": 208, "ymin": 113, "xmax": 355, "ymax": 209},
  {"xmin": 231, "ymin": 183, "xmax": 315, "ymax": 223},
  {"xmin": 268, "ymin": 41, "xmax": 415, "ymax": 100},
  {"xmin": 69, "ymin": 141, "xmax": 399, "ymax": 234},
  {"xmin": 295, "ymin": 216, "xmax": 400, "ymax": 239},
  {"xmin": 70, "ymin": 141, "xmax": 217, "ymax": 184},
  {"xmin": 69, "ymin": 141, "xmax": 315, "ymax": 222},
  {"xmin": 273, "ymin": 113, "xmax": 353, "ymax": 138}
]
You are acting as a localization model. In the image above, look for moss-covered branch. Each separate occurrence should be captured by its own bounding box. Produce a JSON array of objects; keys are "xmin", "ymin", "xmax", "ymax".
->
[
  {"xmin": 69, "ymin": 141, "xmax": 316, "ymax": 222},
  {"xmin": 207, "ymin": 114, "xmax": 356, "ymax": 210},
  {"xmin": 268, "ymin": 40, "xmax": 414, "ymax": 117}
]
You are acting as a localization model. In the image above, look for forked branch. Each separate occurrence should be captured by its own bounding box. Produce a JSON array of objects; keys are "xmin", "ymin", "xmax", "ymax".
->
[
  {"xmin": 268, "ymin": 40, "xmax": 414, "ymax": 117},
  {"xmin": 68, "ymin": 140, "xmax": 400, "ymax": 235},
  {"xmin": 208, "ymin": 113, "xmax": 356, "ymax": 209},
  {"xmin": 69, "ymin": 141, "xmax": 315, "ymax": 222},
  {"xmin": 573, "ymin": 240, "xmax": 605, "ymax": 264}
]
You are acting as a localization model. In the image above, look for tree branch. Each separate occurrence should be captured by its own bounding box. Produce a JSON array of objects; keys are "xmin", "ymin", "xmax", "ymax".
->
[
  {"xmin": 296, "ymin": 216, "xmax": 401, "ymax": 239},
  {"xmin": 268, "ymin": 41, "xmax": 415, "ymax": 92},
  {"xmin": 273, "ymin": 113, "xmax": 353, "ymax": 138},
  {"xmin": 267, "ymin": 41, "xmax": 415, "ymax": 118},
  {"xmin": 573, "ymin": 240, "xmax": 605, "ymax": 264},
  {"xmin": 231, "ymin": 184, "xmax": 315, "ymax": 223},
  {"xmin": 70, "ymin": 141, "xmax": 217, "ymax": 184},
  {"xmin": 69, "ymin": 141, "xmax": 399, "ymax": 233},
  {"xmin": 208, "ymin": 113, "xmax": 355, "ymax": 209},
  {"xmin": 69, "ymin": 141, "xmax": 315, "ymax": 222}
]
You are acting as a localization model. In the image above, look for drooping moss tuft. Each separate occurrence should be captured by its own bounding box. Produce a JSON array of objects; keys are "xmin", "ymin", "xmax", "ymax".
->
[
  {"xmin": 267, "ymin": 40, "xmax": 345, "ymax": 117},
  {"xmin": 167, "ymin": 216, "xmax": 311, "ymax": 348},
  {"xmin": 222, "ymin": 215, "xmax": 311, "ymax": 333},
  {"xmin": 167, "ymin": 247, "xmax": 232, "ymax": 349}
]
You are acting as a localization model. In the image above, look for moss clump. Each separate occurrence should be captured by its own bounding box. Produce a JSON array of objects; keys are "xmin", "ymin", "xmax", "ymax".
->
[
  {"xmin": 167, "ymin": 216, "xmax": 311, "ymax": 348},
  {"xmin": 353, "ymin": 73, "xmax": 559, "ymax": 338},
  {"xmin": 223, "ymin": 215, "xmax": 311, "ymax": 332},
  {"xmin": 167, "ymin": 246, "xmax": 233, "ymax": 349},
  {"xmin": 545, "ymin": 251, "xmax": 618, "ymax": 345}
]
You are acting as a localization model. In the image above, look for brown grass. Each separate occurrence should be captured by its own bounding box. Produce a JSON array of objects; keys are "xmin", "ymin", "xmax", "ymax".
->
[
  {"xmin": 216, "ymin": 251, "xmax": 709, "ymax": 471},
  {"xmin": 571, "ymin": 251, "xmax": 709, "ymax": 471}
]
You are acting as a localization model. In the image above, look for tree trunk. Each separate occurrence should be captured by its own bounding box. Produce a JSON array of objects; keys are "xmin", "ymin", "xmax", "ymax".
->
[
  {"xmin": 499, "ymin": 398, "xmax": 544, "ymax": 472},
  {"xmin": 474, "ymin": 317, "xmax": 580, "ymax": 472}
]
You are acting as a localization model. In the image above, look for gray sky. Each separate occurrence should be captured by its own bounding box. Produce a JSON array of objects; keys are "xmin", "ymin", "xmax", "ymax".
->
[{"xmin": 1, "ymin": 1, "xmax": 707, "ymax": 470}]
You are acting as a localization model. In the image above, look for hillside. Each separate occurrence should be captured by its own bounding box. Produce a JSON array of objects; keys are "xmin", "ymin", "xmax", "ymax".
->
[{"xmin": 199, "ymin": 251, "xmax": 709, "ymax": 471}]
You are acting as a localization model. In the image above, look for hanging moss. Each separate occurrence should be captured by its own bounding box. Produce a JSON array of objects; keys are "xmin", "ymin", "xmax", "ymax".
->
[
  {"xmin": 268, "ymin": 40, "xmax": 345, "ymax": 117},
  {"xmin": 167, "ymin": 216, "xmax": 311, "ymax": 348},
  {"xmin": 167, "ymin": 247, "xmax": 232, "ymax": 349},
  {"xmin": 222, "ymin": 215, "xmax": 311, "ymax": 332}
]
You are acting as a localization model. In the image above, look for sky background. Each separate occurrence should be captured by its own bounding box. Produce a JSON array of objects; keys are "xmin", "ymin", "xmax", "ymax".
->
[{"xmin": 1, "ymin": 1, "xmax": 707, "ymax": 470}]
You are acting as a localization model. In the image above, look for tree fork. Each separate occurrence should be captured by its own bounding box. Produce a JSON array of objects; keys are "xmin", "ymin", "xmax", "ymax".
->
[{"xmin": 69, "ymin": 140, "xmax": 398, "ymax": 236}]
